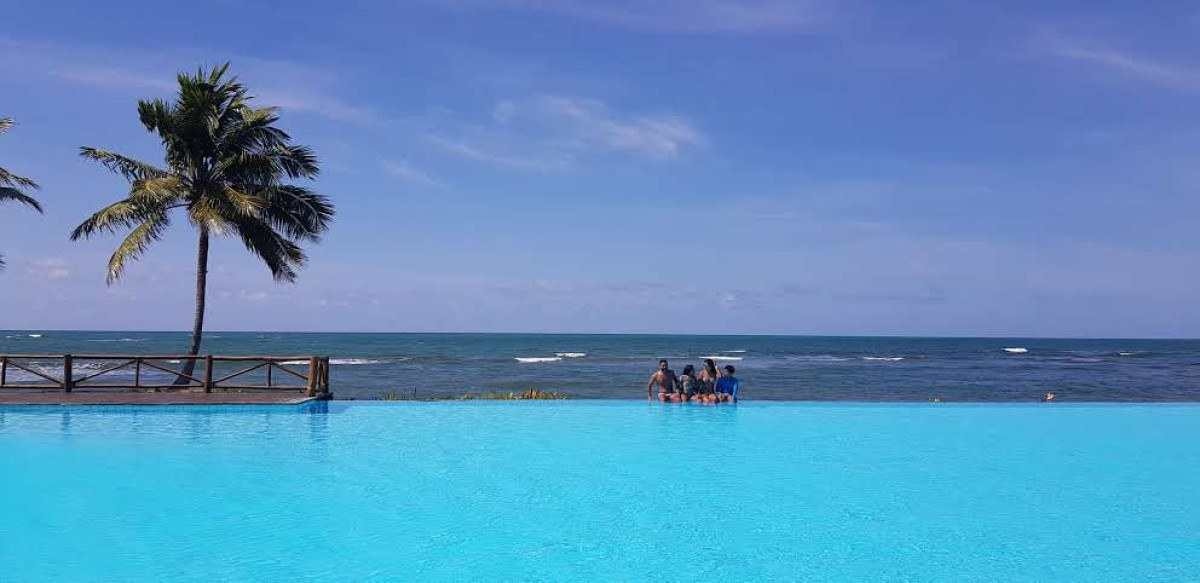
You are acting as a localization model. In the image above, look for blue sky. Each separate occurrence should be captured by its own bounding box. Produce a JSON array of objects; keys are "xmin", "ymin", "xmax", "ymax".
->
[{"xmin": 1, "ymin": 1, "xmax": 1198, "ymax": 336}]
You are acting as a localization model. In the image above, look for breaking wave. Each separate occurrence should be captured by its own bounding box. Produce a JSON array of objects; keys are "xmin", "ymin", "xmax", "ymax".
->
[
  {"xmin": 862, "ymin": 356, "xmax": 905, "ymax": 362},
  {"xmin": 786, "ymin": 355, "xmax": 851, "ymax": 363},
  {"xmin": 515, "ymin": 357, "xmax": 562, "ymax": 364},
  {"xmin": 555, "ymin": 352, "xmax": 587, "ymax": 358},
  {"xmin": 1003, "ymin": 347, "xmax": 1028, "ymax": 354}
]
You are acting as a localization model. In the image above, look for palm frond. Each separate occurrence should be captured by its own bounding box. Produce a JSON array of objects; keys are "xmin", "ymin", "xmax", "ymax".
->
[
  {"xmin": 106, "ymin": 211, "xmax": 170, "ymax": 283},
  {"xmin": 0, "ymin": 186, "xmax": 43, "ymax": 213},
  {"xmin": 79, "ymin": 147, "xmax": 168, "ymax": 181},
  {"xmin": 69, "ymin": 179, "xmax": 180, "ymax": 240},
  {"xmin": 258, "ymin": 185, "xmax": 334, "ymax": 241},
  {"xmin": 228, "ymin": 214, "xmax": 305, "ymax": 282},
  {"xmin": 0, "ymin": 166, "xmax": 40, "ymax": 190}
]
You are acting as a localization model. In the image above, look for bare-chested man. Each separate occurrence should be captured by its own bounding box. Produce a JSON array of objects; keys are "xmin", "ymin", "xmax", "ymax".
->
[{"xmin": 647, "ymin": 359, "xmax": 680, "ymax": 401}]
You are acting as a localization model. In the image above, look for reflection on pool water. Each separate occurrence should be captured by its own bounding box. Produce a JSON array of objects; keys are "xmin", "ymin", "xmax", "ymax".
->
[{"xmin": 1, "ymin": 402, "xmax": 1197, "ymax": 581}]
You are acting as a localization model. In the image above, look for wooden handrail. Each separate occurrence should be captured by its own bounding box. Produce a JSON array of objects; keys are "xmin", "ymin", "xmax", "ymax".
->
[{"xmin": 0, "ymin": 354, "xmax": 332, "ymax": 398}]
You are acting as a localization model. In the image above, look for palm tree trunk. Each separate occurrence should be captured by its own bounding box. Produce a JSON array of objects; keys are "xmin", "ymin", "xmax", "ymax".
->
[{"xmin": 177, "ymin": 228, "xmax": 209, "ymax": 385}]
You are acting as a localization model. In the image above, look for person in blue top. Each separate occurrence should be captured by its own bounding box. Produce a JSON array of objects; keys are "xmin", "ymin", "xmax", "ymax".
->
[{"xmin": 714, "ymin": 365, "xmax": 740, "ymax": 402}]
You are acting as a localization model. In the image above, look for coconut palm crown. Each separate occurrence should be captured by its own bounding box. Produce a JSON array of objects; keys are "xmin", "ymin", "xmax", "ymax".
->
[
  {"xmin": 71, "ymin": 63, "xmax": 334, "ymax": 371},
  {"xmin": 0, "ymin": 117, "xmax": 43, "ymax": 269}
]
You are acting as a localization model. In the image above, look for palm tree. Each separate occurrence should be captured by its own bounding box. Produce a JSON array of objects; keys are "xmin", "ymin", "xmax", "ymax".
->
[
  {"xmin": 0, "ymin": 117, "xmax": 43, "ymax": 269},
  {"xmin": 71, "ymin": 64, "xmax": 334, "ymax": 383}
]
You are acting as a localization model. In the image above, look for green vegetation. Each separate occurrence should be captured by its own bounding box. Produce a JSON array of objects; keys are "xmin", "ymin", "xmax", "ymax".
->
[
  {"xmin": 0, "ymin": 117, "xmax": 43, "ymax": 269},
  {"xmin": 70, "ymin": 64, "xmax": 334, "ymax": 382}
]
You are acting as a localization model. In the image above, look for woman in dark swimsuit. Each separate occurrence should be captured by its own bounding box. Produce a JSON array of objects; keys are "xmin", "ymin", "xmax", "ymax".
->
[
  {"xmin": 677, "ymin": 365, "xmax": 700, "ymax": 400},
  {"xmin": 697, "ymin": 359, "xmax": 720, "ymax": 403}
]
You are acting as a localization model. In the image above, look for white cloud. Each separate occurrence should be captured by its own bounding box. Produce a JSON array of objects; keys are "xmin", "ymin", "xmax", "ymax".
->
[
  {"xmin": 537, "ymin": 95, "xmax": 705, "ymax": 159},
  {"xmin": 52, "ymin": 67, "xmax": 176, "ymax": 92},
  {"xmin": 427, "ymin": 134, "xmax": 572, "ymax": 172},
  {"xmin": 23, "ymin": 258, "xmax": 72, "ymax": 281},
  {"xmin": 381, "ymin": 158, "xmax": 444, "ymax": 187},
  {"xmin": 429, "ymin": 95, "xmax": 705, "ymax": 171},
  {"xmin": 1039, "ymin": 33, "xmax": 1200, "ymax": 93}
]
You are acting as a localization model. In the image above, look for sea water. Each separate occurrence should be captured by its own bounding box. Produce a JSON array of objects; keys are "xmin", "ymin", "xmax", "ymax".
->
[
  {"xmin": 3, "ymin": 331, "xmax": 1200, "ymax": 400},
  {"xmin": 0, "ymin": 402, "xmax": 1196, "ymax": 581}
]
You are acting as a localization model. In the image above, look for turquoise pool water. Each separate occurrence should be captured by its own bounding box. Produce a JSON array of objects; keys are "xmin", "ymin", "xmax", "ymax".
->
[{"xmin": 1, "ymin": 402, "xmax": 1197, "ymax": 581}]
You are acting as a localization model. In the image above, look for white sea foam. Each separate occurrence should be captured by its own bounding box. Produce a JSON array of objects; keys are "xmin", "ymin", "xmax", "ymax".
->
[
  {"xmin": 1003, "ymin": 347, "xmax": 1028, "ymax": 354},
  {"xmin": 277, "ymin": 358, "xmax": 384, "ymax": 366},
  {"xmin": 555, "ymin": 352, "xmax": 587, "ymax": 358},
  {"xmin": 702, "ymin": 355, "xmax": 743, "ymax": 361},
  {"xmin": 27, "ymin": 334, "xmax": 42, "ymax": 338},
  {"xmin": 862, "ymin": 356, "xmax": 905, "ymax": 362},
  {"xmin": 724, "ymin": 350, "xmax": 747, "ymax": 353},
  {"xmin": 515, "ymin": 357, "xmax": 562, "ymax": 363},
  {"xmin": 786, "ymin": 355, "xmax": 851, "ymax": 363},
  {"xmin": 87, "ymin": 338, "xmax": 147, "ymax": 342}
]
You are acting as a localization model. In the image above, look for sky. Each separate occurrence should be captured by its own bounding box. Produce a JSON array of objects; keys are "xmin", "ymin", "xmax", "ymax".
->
[{"xmin": 0, "ymin": 1, "xmax": 1198, "ymax": 336}]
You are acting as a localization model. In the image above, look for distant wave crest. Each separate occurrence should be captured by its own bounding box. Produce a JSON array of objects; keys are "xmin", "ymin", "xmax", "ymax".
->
[
  {"xmin": 278, "ymin": 358, "xmax": 386, "ymax": 366},
  {"xmin": 862, "ymin": 356, "xmax": 904, "ymax": 362},
  {"xmin": 1003, "ymin": 347, "xmax": 1028, "ymax": 354},
  {"xmin": 516, "ymin": 357, "xmax": 562, "ymax": 363},
  {"xmin": 555, "ymin": 352, "xmax": 587, "ymax": 358},
  {"xmin": 702, "ymin": 355, "xmax": 743, "ymax": 361},
  {"xmin": 786, "ymin": 355, "xmax": 850, "ymax": 363}
]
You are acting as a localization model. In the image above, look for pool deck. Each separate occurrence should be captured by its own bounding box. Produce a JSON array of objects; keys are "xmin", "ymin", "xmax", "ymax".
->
[{"xmin": 0, "ymin": 391, "xmax": 315, "ymax": 406}]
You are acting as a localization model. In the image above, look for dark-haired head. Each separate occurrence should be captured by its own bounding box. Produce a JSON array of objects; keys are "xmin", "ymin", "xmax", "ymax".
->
[
  {"xmin": 682, "ymin": 364, "xmax": 695, "ymax": 376},
  {"xmin": 704, "ymin": 358, "xmax": 716, "ymax": 372},
  {"xmin": 724, "ymin": 365, "xmax": 736, "ymax": 375}
]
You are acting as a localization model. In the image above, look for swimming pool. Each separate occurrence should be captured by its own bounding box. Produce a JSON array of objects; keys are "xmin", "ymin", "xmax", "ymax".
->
[{"xmin": 1, "ymin": 402, "xmax": 1196, "ymax": 581}]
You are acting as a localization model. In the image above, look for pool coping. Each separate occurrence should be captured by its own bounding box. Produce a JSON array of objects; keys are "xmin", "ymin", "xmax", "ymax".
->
[{"xmin": 0, "ymin": 391, "xmax": 317, "ymax": 406}]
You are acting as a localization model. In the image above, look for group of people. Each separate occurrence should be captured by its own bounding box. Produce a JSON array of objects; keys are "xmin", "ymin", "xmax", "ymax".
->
[{"xmin": 647, "ymin": 358, "xmax": 740, "ymax": 403}]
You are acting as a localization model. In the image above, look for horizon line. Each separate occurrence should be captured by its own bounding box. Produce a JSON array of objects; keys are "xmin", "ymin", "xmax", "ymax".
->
[{"xmin": 3, "ymin": 329, "xmax": 1199, "ymax": 341}]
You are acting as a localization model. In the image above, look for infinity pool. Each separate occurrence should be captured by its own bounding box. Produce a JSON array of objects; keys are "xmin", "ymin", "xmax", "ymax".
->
[{"xmin": 1, "ymin": 402, "xmax": 1197, "ymax": 581}]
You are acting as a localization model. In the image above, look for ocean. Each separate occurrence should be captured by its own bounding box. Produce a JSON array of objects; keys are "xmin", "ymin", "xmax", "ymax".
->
[{"xmin": 2, "ymin": 331, "xmax": 1199, "ymax": 401}]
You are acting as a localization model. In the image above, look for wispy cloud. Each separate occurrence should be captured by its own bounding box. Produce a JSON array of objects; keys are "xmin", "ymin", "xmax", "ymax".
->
[
  {"xmin": 381, "ymin": 158, "xmax": 445, "ymax": 188},
  {"xmin": 429, "ymin": 94, "xmax": 705, "ymax": 171},
  {"xmin": 1038, "ymin": 33, "xmax": 1200, "ymax": 93},
  {"xmin": 23, "ymin": 258, "xmax": 72, "ymax": 281},
  {"xmin": 0, "ymin": 38, "xmax": 376, "ymax": 123},
  {"xmin": 427, "ymin": 134, "xmax": 572, "ymax": 172},
  {"xmin": 51, "ymin": 66, "xmax": 176, "ymax": 92},
  {"xmin": 536, "ymin": 96, "xmax": 705, "ymax": 159},
  {"xmin": 447, "ymin": 0, "xmax": 830, "ymax": 34}
]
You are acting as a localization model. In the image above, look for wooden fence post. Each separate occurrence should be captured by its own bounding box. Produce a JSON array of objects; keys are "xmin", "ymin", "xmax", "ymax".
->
[
  {"xmin": 307, "ymin": 357, "xmax": 319, "ymax": 396},
  {"xmin": 63, "ymin": 354, "xmax": 73, "ymax": 393},
  {"xmin": 204, "ymin": 355, "xmax": 214, "ymax": 393},
  {"xmin": 322, "ymin": 357, "xmax": 331, "ymax": 397}
]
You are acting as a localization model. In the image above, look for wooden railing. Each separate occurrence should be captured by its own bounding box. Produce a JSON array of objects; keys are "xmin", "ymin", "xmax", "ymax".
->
[{"xmin": 0, "ymin": 354, "xmax": 330, "ymax": 397}]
